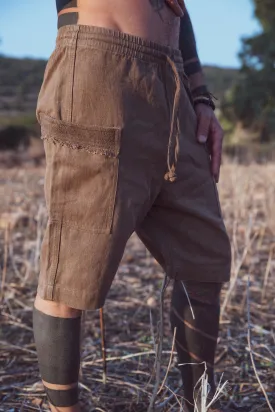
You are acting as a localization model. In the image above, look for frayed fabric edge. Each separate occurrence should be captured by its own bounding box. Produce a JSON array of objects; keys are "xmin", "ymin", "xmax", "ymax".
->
[{"xmin": 41, "ymin": 135, "xmax": 117, "ymax": 158}]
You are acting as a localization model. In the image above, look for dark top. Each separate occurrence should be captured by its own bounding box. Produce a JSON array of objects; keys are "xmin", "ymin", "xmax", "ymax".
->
[{"xmin": 56, "ymin": 0, "xmax": 77, "ymax": 13}]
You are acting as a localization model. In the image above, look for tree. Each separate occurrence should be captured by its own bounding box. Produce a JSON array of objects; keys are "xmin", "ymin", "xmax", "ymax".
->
[{"xmin": 222, "ymin": 0, "xmax": 275, "ymax": 142}]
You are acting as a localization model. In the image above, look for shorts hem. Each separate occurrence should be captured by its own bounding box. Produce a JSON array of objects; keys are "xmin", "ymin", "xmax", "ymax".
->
[
  {"xmin": 169, "ymin": 262, "xmax": 231, "ymax": 283},
  {"xmin": 37, "ymin": 282, "xmax": 105, "ymax": 311}
]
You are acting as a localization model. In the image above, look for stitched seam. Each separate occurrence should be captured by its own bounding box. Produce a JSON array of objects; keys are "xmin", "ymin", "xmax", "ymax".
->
[
  {"xmin": 48, "ymin": 223, "xmax": 57, "ymax": 293},
  {"xmin": 40, "ymin": 112, "xmax": 121, "ymax": 132},
  {"xmin": 65, "ymin": 42, "xmax": 74, "ymax": 122},
  {"xmin": 41, "ymin": 135, "xmax": 117, "ymax": 158},
  {"xmin": 109, "ymin": 157, "xmax": 119, "ymax": 234},
  {"xmin": 48, "ymin": 222, "xmax": 62, "ymax": 297},
  {"xmin": 70, "ymin": 27, "xmax": 80, "ymax": 122},
  {"xmin": 57, "ymin": 26, "xmax": 182, "ymax": 57},
  {"xmin": 45, "ymin": 144, "xmax": 57, "ymax": 221},
  {"xmin": 52, "ymin": 221, "xmax": 62, "ymax": 292},
  {"xmin": 48, "ymin": 219, "xmax": 114, "ymax": 234},
  {"xmin": 61, "ymin": 220, "xmax": 111, "ymax": 233},
  {"xmin": 39, "ymin": 282, "xmax": 103, "ymax": 294},
  {"xmin": 105, "ymin": 158, "xmax": 119, "ymax": 233},
  {"xmin": 62, "ymin": 40, "xmax": 180, "ymax": 69}
]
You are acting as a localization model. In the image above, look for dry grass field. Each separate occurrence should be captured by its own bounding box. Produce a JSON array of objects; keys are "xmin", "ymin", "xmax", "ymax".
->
[{"xmin": 0, "ymin": 159, "xmax": 275, "ymax": 411}]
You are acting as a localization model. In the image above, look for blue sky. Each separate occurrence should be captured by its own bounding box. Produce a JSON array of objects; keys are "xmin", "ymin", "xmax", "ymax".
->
[{"xmin": 0, "ymin": 0, "xmax": 260, "ymax": 67}]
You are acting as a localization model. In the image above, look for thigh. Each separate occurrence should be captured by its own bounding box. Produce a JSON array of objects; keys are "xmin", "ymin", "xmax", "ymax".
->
[{"xmin": 136, "ymin": 85, "xmax": 231, "ymax": 283}]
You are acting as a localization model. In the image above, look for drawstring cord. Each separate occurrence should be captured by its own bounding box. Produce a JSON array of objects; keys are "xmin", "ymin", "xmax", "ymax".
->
[{"xmin": 164, "ymin": 55, "xmax": 182, "ymax": 183}]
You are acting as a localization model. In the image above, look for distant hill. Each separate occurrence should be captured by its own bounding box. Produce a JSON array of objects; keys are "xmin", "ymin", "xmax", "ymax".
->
[
  {"xmin": 203, "ymin": 65, "xmax": 240, "ymax": 102},
  {"xmin": 0, "ymin": 55, "xmax": 239, "ymax": 123},
  {"xmin": 0, "ymin": 56, "xmax": 46, "ymax": 118}
]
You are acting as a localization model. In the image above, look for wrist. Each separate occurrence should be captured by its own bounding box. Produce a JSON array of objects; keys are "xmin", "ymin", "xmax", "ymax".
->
[
  {"xmin": 187, "ymin": 71, "xmax": 209, "ymax": 98},
  {"xmin": 193, "ymin": 96, "xmax": 215, "ymax": 111},
  {"xmin": 191, "ymin": 84, "xmax": 209, "ymax": 98},
  {"xmin": 192, "ymin": 92, "xmax": 217, "ymax": 111}
]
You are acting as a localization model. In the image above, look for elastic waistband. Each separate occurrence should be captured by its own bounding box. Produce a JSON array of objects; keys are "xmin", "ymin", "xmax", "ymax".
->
[{"xmin": 56, "ymin": 24, "xmax": 184, "ymax": 71}]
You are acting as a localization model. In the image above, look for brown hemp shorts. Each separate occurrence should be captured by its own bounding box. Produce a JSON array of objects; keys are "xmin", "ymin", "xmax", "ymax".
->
[{"xmin": 36, "ymin": 25, "xmax": 231, "ymax": 310}]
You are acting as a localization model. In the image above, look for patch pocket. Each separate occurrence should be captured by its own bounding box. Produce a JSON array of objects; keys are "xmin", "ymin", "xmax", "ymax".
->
[{"xmin": 40, "ymin": 113, "xmax": 121, "ymax": 234}]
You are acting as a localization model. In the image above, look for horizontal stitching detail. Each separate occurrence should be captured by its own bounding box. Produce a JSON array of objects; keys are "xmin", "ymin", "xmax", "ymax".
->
[
  {"xmin": 41, "ymin": 135, "xmax": 117, "ymax": 158},
  {"xmin": 39, "ymin": 282, "xmax": 98, "ymax": 294},
  {"xmin": 40, "ymin": 112, "xmax": 120, "ymax": 132},
  {"xmin": 39, "ymin": 112, "xmax": 121, "ymax": 157},
  {"xmin": 56, "ymin": 40, "xmax": 184, "ymax": 69},
  {"xmin": 61, "ymin": 220, "xmax": 110, "ymax": 233}
]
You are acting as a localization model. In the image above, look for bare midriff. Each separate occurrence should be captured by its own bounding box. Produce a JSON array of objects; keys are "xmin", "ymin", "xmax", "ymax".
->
[{"xmin": 58, "ymin": 0, "xmax": 181, "ymax": 49}]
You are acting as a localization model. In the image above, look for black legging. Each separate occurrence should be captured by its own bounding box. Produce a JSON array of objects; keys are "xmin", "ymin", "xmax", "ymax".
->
[{"xmin": 170, "ymin": 280, "xmax": 222, "ymax": 412}]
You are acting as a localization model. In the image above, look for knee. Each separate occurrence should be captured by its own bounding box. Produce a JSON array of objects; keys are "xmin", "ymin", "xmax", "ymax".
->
[
  {"xmin": 213, "ymin": 228, "xmax": 232, "ymax": 281},
  {"xmin": 221, "ymin": 231, "xmax": 232, "ymax": 271},
  {"xmin": 34, "ymin": 294, "xmax": 82, "ymax": 318},
  {"xmin": 185, "ymin": 281, "xmax": 223, "ymax": 305},
  {"xmin": 171, "ymin": 280, "xmax": 223, "ymax": 309}
]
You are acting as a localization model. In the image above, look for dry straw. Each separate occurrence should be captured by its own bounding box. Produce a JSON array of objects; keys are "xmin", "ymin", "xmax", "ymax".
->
[{"xmin": 1, "ymin": 162, "xmax": 275, "ymax": 410}]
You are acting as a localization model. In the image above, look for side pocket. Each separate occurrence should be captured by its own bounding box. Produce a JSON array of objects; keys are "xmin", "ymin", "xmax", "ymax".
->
[{"xmin": 40, "ymin": 113, "xmax": 121, "ymax": 234}]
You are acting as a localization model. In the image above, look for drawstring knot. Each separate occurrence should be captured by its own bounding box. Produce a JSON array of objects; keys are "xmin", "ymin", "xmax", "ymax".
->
[{"xmin": 164, "ymin": 167, "xmax": 177, "ymax": 182}]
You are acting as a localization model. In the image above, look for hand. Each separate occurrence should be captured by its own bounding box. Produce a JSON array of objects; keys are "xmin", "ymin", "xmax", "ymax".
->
[
  {"xmin": 165, "ymin": 0, "xmax": 185, "ymax": 17},
  {"xmin": 195, "ymin": 103, "xmax": 224, "ymax": 183}
]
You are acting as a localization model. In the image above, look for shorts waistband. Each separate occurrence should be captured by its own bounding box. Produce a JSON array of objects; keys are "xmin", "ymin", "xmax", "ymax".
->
[{"xmin": 56, "ymin": 24, "xmax": 184, "ymax": 71}]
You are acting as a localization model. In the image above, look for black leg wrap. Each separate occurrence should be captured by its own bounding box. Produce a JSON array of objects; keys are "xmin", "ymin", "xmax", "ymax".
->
[
  {"xmin": 170, "ymin": 281, "xmax": 222, "ymax": 412},
  {"xmin": 44, "ymin": 386, "xmax": 78, "ymax": 408},
  {"xmin": 32, "ymin": 306, "xmax": 81, "ymax": 385}
]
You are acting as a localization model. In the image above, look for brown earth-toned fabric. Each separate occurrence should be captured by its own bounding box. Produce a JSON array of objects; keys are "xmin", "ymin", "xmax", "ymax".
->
[{"xmin": 36, "ymin": 25, "xmax": 231, "ymax": 310}]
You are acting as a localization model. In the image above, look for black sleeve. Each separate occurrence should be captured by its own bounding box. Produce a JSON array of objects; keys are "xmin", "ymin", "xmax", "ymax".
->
[
  {"xmin": 179, "ymin": 10, "xmax": 199, "ymax": 62},
  {"xmin": 179, "ymin": 10, "xmax": 204, "ymax": 79},
  {"xmin": 179, "ymin": 10, "xmax": 209, "ymax": 96}
]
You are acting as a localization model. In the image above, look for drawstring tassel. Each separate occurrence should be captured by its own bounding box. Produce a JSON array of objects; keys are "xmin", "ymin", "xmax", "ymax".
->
[
  {"xmin": 164, "ymin": 118, "xmax": 180, "ymax": 183},
  {"xmin": 164, "ymin": 56, "xmax": 182, "ymax": 183},
  {"xmin": 164, "ymin": 167, "xmax": 177, "ymax": 182}
]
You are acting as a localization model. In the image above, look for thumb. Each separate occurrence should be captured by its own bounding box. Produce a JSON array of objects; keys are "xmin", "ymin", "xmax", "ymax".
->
[{"xmin": 197, "ymin": 114, "xmax": 211, "ymax": 144}]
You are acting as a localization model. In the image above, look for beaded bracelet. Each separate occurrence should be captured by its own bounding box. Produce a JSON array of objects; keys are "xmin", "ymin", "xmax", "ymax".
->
[{"xmin": 193, "ymin": 95, "xmax": 216, "ymax": 111}]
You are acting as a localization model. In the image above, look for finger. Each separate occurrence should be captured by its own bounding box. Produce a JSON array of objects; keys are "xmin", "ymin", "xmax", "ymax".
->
[
  {"xmin": 197, "ymin": 113, "xmax": 211, "ymax": 144},
  {"xmin": 165, "ymin": 0, "xmax": 185, "ymax": 17}
]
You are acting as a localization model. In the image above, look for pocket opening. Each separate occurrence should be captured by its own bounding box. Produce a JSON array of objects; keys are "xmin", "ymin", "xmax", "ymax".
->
[{"xmin": 39, "ymin": 112, "xmax": 121, "ymax": 158}]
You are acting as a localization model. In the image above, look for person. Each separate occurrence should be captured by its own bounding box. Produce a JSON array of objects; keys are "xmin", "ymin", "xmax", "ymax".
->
[{"xmin": 32, "ymin": 1, "xmax": 243, "ymax": 411}]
